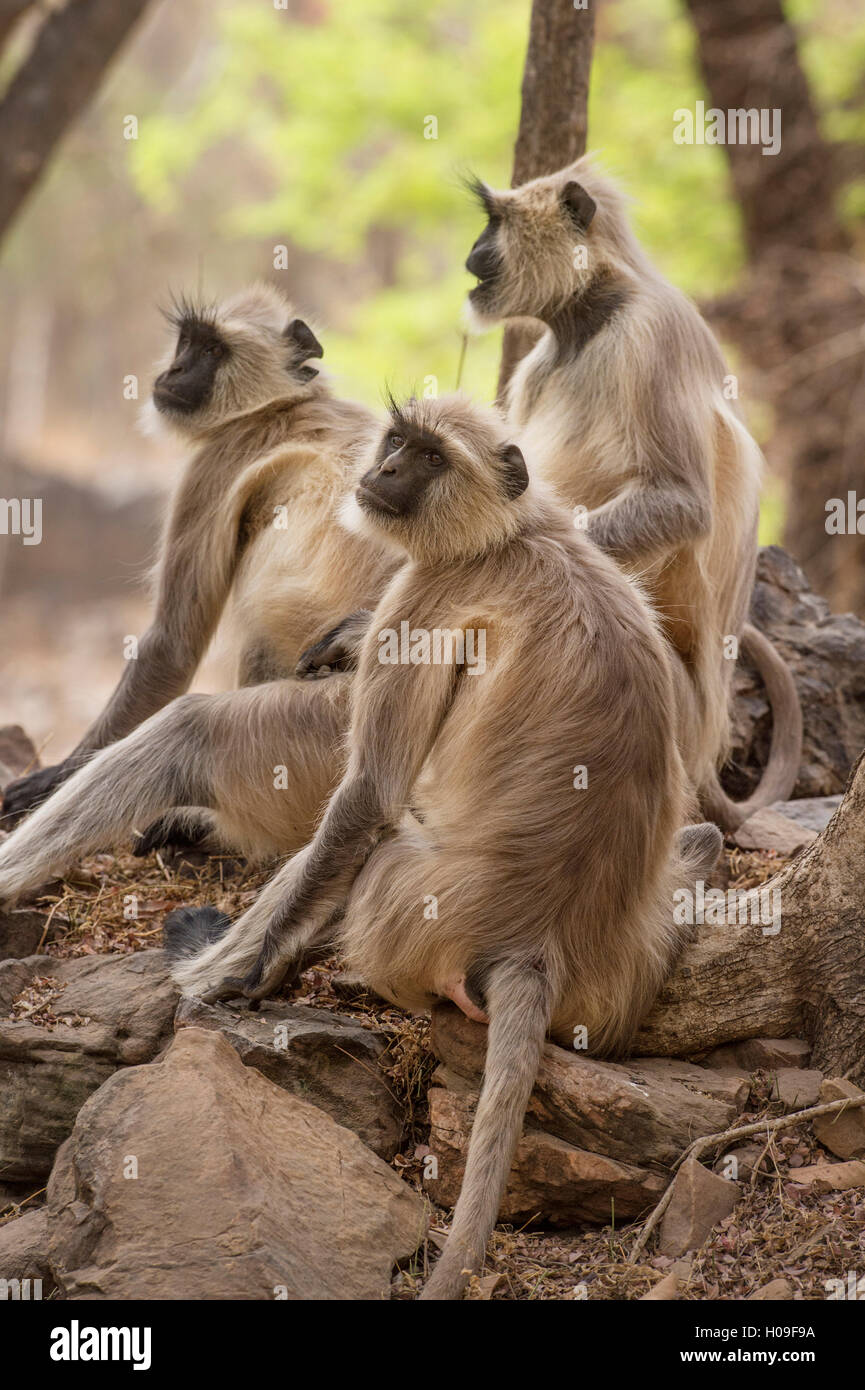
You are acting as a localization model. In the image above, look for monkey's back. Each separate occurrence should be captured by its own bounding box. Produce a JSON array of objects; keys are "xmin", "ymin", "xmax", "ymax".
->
[{"xmin": 351, "ymin": 504, "xmax": 689, "ymax": 1051}]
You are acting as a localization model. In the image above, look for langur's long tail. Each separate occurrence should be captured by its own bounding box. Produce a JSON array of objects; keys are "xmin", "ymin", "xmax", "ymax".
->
[
  {"xmin": 420, "ymin": 961, "xmax": 550, "ymax": 1301},
  {"xmin": 702, "ymin": 623, "xmax": 802, "ymax": 832}
]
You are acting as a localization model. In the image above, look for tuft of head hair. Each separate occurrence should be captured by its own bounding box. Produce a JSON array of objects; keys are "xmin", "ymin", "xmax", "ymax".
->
[
  {"xmin": 340, "ymin": 391, "xmax": 533, "ymax": 566},
  {"xmin": 144, "ymin": 282, "xmax": 326, "ymax": 438},
  {"xmin": 464, "ymin": 155, "xmax": 649, "ymax": 326}
]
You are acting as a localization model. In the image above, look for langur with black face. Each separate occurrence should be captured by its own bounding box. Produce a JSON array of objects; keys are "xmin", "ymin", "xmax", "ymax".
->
[
  {"xmin": 463, "ymin": 158, "xmax": 802, "ymax": 830},
  {"xmin": 170, "ymin": 393, "xmax": 722, "ymax": 1299},
  {"xmin": 0, "ymin": 286, "xmax": 394, "ymax": 908}
]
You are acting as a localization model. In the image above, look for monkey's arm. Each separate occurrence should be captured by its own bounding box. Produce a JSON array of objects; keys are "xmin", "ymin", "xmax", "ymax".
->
[
  {"xmin": 3, "ymin": 465, "xmax": 247, "ymax": 820},
  {"xmin": 585, "ymin": 478, "xmax": 711, "ymax": 563},
  {"xmin": 295, "ymin": 609, "xmax": 374, "ymax": 679},
  {"xmin": 225, "ymin": 639, "xmax": 459, "ymax": 1000},
  {"xmin": 584, "ymin": 390, "xmax": 712, "ymax": 564}
]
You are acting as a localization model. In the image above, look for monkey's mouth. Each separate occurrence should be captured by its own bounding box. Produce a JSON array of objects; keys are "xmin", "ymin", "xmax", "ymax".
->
[
  {"xmin": 153, "ymin": 385, "xmax": 196, "ymax": 413},
  {"xmin": 357, "ymin": 484, "xmax": 400, "ymax": 516}
]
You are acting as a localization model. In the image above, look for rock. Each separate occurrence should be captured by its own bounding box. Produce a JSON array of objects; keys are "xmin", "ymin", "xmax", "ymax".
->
[
  {"xmin": 726, "ymin": 547, "xmax": 865, "ymax": 800},
  {"xmin": 175, "ymin": 996, "xmax": 402, "ymax": 1159},
  {"xmin": 427, "ymin": 1072, "xmax": 666, "ymax": 1224},
  {"xmin": 769, "ymin": 796, "xmax": 842, "ymax": 834},
  {"xmin": 812, "ymin": 1078, "xmax": 865, "ymax": 1160},
  {"xmin": 0, "ymin": 907, "xmax": 50, "ymax": 960},
  {"xmin": 431, "ymin": 1006, "xmax": 748, "ymax": 1165},
  {"xmin": 0, "ymin": 725, "xmax": 39, "ymax": 791},
  {"xmin": 0, "ymin": 1208, "xmax": 51, "ymax": 1289},
  {"xmin": 0, "ymin": 951, "xmax": 176, "ymax": 1181},
  {"xmin": 426, "ymin": 1007, "xmax": 749, "ymax": 1223},
  {"xmin": 770, "ymin": 1068, "xmax": 824, "ymax": 1110},
  {"xmin": 749, "ymin": 1278, "xmax": 793, "ymax": 1300},
  {"xmin": 46, "ymin": 1027, "xmax": 426, "ymax": 1299},
  {"xmin": 790, "ymin": 1160, "xmax": 865, "ymax": 1191},
  {"xmin": 641, "ymin": 1258, "xmax": 692, "ymax": 1301},
  {"xmin": 473, "ymin": 1272, "xmax": 508, "ymax": 1300},
  {"xmin": 732, "ymin": 808, "xmax": 816, "ymax": 856},
  {"xmin": 704, "ymin": 1038, "xmax": 811, "ymax": 1071},
  {"xmin": 657, "ymin": 1156, "xmax": 740, "ymax": 1256},
  {"xmin": 713, "ymin": 1143, "xmax": 767, "ymax": 1183}
]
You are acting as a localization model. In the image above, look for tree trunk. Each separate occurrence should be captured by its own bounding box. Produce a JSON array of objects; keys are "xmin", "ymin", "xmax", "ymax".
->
[
  {"xmin": 0, "ymin": 0, "xmax": 32, "ymax": 55},
  {"xmin": 636, "ymin": 752, "xmax": 865, "ymax": 1082},
  {"xmin": 0, "ymin": 0, "xmax": 152, "ymax": 246},
  {"xmin": 683, "ymin": 0, "xmax": 865, "ymax": 613},
  {"xmin": 496, "ymin": 0, "xmax": 595, "ymax": 401}
]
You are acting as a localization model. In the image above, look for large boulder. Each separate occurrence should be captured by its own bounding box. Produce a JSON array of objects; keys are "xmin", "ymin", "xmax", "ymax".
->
[
  {"xmin": 425, "ymin": 1006, "xmax": 749, "ymax": 1224},
  {"xmin": 0, "ymin": 951, "xmax": 176, "ymax": 1181},
  {"xmin": 46, "ymin": 1027, "xmax": 427, "ymax": 1300},
  {"xmin": 726, "ymin": 546, "xmax": 865, "ymax": 798},
  {"xmin": 175, "ymin": 996, "xmax": 403, "ymax": 1159}
]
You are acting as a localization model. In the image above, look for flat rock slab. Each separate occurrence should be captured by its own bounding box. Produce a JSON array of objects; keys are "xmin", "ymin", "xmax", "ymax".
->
[
  {"xmin": 790, "ymin": 1160, "xmax": 865, "ymax": 1192},
  {"xmin": 46, "ymin": 1027, "xmax": 427, "ymax": 1300},
  {"xmin": 704, "ymin": 1038, "xmax": 811, "ymax": 1071},
  {"xmin": 427, "ymin": 1007, "xmax": 749, "ymax": 1223},
  {"xmin": 770, "ymin": 1068, "xmax": 824, "ymax": 1110},
  {"xmin": 812, "ymin": 1078, "xmax": 865, "ymax": 1160},
  {"xmin": 732, "ymin": 808, "xmax": 817, "ymax": 856},
  {"xmin": 768, "ymin": 797, "xmax": 842, "ymax": 834},
  {"xmin": 0, "ymin": 950, "xmax": 176, "ymax": 1181},
  {"xmin": 175, "ymin": 996, "xmax": 402, "ymax": 1159},
  {"xmin": 657, "ymin": 1156, "xmax": 739, "ymax": 1256},
  {"xmin": 427, "ymin": 1069, "xmax": 666, "ymax": 1224}
]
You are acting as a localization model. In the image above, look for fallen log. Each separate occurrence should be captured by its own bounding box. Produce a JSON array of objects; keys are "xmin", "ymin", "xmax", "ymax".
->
[{"xmin": 636, "ymin": 751, "xmax": 865, "ymax": 1080}]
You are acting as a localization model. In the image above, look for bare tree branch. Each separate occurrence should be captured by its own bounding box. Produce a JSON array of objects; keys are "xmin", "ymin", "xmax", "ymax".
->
[
  {"xmin": 0, "ymin": 0, "xmax": 152, "ymax": 245},
  {"xmin": 497, "ymin": 0, "xmax": 595, "ymax": 399}
]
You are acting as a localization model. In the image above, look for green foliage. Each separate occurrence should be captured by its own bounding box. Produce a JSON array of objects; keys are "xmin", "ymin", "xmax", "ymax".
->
[{"xmin": 123, "ymin": 0, "xmax": 865, "ymax": 413}]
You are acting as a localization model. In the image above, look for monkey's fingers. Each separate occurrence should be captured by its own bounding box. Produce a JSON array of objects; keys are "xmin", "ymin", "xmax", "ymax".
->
[{"xmin": 295, "ymin": 629, "xmax": 357, "ymax": 679}]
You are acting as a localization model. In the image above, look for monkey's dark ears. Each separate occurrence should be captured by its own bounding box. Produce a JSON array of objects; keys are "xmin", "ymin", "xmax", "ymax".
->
[
  {"xmin": 499, "ymin": 443, "xmax": 529, "ymax": 500},
  {"xmin": 561, "ymin": 181, "xmax": 597, "ymax": 231},
  {"xmin": 283, "ymin": 319, "xmax": 324, "ymax": 360}
]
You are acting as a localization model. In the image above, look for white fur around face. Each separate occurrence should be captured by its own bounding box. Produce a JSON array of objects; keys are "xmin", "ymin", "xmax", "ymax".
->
[{"xmin": 337, "ymin": 490, "xmax": 408, "ymax": 559}]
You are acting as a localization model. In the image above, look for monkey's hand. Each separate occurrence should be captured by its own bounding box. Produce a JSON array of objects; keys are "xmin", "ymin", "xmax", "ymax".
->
[
  {"xmin": 2, "ymin": 760, "xmax": 76, "ymax": 824},
  {"xmin": 295, "ymin": 609, "xmax": 373, "ymax": 679}
]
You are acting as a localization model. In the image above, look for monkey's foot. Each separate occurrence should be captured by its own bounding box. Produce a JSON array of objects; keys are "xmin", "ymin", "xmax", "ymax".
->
[
  {"xmin": 134, "ymin": 811, "xmax": 212, "ymax": 858},
  {"xmin": 217, "ymin": 928, "xmax": 304, "ymax": 1003},
  {"xmin": 440, "ymin": 974, "xmax": 489, "ymax": 1025}
]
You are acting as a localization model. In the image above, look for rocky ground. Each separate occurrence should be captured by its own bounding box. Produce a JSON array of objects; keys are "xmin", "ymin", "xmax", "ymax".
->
[
  {"xmin": 2, "ymin": 545, "xmax": 865, "ymax": 1300},
  {"xmin": 1, "ymin": 832, "xmax": 863, "ymax": 1301}
]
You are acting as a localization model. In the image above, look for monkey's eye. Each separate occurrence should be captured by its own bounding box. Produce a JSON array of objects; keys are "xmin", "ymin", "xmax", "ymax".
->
[
  {"xmin": 389, "ymin": 433, "xmax": 404, "ymax": 449},
  {"xmin": 424, "ymin": 450, "xmax": 444, "ymax": 466},
  {"xmin": 207, "ymin": 343, "xmax": 224, "ymax": 358}
]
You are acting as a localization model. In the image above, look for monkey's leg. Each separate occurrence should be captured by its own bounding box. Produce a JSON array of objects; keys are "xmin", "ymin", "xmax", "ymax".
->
[
  {"xmin": 0, "ymin": 679, "xmax": 350, "ymax": 908},
  {"xmin": 420, "ymin": 960, "xmax": 551, "ymax": 1301},
  {"xmin": 0, "ymin": 695, "xmax": 217, "ymax": 905},
  {"xmin": 169, "ymin": 844, "xmax": 342, "ymax": 999}
]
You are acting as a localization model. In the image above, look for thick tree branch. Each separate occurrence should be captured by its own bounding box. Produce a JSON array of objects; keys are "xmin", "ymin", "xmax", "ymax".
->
[
  {"xmin": 497, "ymin": 0, "xmax": 595, "ymax": 399},
  {"xmin": 0, "ymin": 0, "xmax": 152, "ymax": 245},
  {"xmin": 636, "ymin": 751, "xmax": 865, "ymax": 1081}
]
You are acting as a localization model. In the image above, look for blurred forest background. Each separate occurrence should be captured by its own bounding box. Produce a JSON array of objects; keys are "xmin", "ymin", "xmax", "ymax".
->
[{"xmin": 0, "ymin": 0, "xmax": 864, "ymax": 759}]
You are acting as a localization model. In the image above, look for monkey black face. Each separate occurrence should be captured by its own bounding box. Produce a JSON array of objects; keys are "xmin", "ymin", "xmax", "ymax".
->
[
  {"xmin": 154, "ymin": 318, "xmax": 229, "ymax": 415},
  {"xmin": 465, "ymin": 219, "xmax": 502, "ymax": 304},
  {"xmin": 358, "ymin": 423, "xmax": 450, "ymax": 519}
]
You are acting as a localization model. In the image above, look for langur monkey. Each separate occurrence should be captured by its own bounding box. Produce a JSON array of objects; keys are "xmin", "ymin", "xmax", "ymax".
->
[
  {"xmin": 0, "ymin": 286, "xmax": 394, "ymax": 904},
  {"xmin": 168, "ymin": 394, "xmax": 723, "ymax": 1299},
  {"xmin": 464, "ymin": 158, "xmax": 802, "ymax": 830}
]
